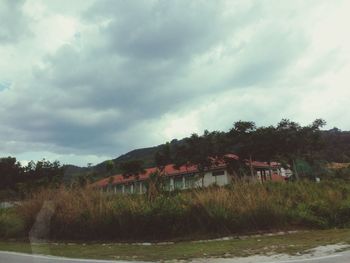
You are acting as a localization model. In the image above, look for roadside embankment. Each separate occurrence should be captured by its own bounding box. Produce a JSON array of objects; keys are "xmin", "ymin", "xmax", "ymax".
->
[{"xmin": 2, "ymin": 180, "xmax": 350, "ymax": 241}]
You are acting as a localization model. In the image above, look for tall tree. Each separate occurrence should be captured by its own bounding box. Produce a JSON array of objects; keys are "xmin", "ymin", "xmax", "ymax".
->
[
  {"xmin": 229, "ymin": 121, "xmax": 257, "ymax": 177},
  {"xmin": 105, "ymin": 160, "xmax": 115, "ymax": 176},
  {"xmin": 0, "ymin": 157, "xmax": 22, "ymax": 190},
  {"xmin": 274, "ymin": 119, "xmax": 326, "ymax": 180},
  {"xmin": 252, "ymin": 125, "xmax": 280, "ymax": 180},
  {"xmin": 172, "ymin": 130, "xmax": 227, "ymax": 187},
  {"xmin": 119, "ymin": 160, "xmax": 145, "ymax": 179},
  {"xmin": 154, "ymin": 142, "xmax": 172, "ymax": 172}
]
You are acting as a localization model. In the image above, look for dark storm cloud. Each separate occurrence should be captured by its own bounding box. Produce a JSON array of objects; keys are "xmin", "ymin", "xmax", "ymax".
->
[
  {"xmin": 92, "ymin": 1, "xmax": 224, "ymax": 60},
  {"xmin": 3, "ymin": 1, "xmax": 302, "ymax": 152},
  {"xmin": 1, "ymin": 0, "xmax": 341, "ymax": 165}
]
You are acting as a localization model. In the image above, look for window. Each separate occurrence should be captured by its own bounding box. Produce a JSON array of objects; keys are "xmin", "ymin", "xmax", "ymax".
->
[
  {"xmin": 163, "ymin": 178, "xmax": 171, "ymax": 191},
  {"xmin": 185, "ymin": 174, "xmax": 196, "ymax": 188},
  {"xmin": 135, "ymin": 182, "xmax": 142, "ymax": 194},
  {"xmin": 174, "ymin": 176, "xmax": 183, "ymax": 190},
  {"xmin": 124, "ymin": 184, "xmax": 132, "ymax": 194},
  {"xmin": 116, "ymin": 184, "xmax": 123, "ymax": 193},
  {"xmin": 142, "ymin": 182, "xmax": 147, "ymax": 193},
  {"xmin": 212, "ymin": 170, "xmax": 225, "ymax": 176}
]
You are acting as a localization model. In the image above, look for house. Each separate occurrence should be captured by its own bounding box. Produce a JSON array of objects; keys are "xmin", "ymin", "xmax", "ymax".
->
[{"xmin": 92, "ymin": 154, "xmax": 291, "ymax": 194}]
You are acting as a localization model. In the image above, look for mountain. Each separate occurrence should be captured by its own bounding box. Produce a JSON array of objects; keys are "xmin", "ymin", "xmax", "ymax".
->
[{"xmin": 63, "ymin": 144, "xmax": 169, "ymax": 182}]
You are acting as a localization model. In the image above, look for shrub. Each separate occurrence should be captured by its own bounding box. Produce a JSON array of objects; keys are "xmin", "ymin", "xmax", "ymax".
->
[{"xmin": 0, "ymin": 208, "xmax": 25, "ymax": 238}]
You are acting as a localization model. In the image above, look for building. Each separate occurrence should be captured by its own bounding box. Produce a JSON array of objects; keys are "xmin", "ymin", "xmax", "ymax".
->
[{"xmin": 93, "ymin": 154, "xmax": 291, "ymax": 194}]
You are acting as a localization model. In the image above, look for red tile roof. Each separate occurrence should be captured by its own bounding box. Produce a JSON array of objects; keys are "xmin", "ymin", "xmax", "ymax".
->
[
  {"xmin": 92, "ymin": 153, "xmax": 279, "ymax": 188},
  {"xmin": 93, "ymin": 163, "xmax": 208, "ymax": 188},
  {"xmin": 250, "ymin": 161, "xmax": 279, "ymax": 168}
]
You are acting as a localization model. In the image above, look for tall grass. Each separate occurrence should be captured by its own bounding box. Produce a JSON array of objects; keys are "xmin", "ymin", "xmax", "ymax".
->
[{"xmin": 8, "ymin": 181, "xmax": 350, "ymax": 241}]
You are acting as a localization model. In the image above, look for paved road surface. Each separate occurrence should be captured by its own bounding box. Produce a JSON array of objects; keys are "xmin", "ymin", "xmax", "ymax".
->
[
  {"xmin": 0, "ymin": 251, "xmax": 147, "ymax": 263},
  {"xmin": 1, "ymin": 251, "xmax": 350, "ymax": 263}
]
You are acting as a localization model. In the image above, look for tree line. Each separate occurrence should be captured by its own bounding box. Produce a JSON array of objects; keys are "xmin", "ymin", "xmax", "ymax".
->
[
  {"xmin": 151, "ymin": 118, "xmax": 327, "ymax": 180},
  {"xmin": 0, "ymin": 157, "xmax": 64, "ymax": 199},
  {"xmin": 114, "ymin": 119, "xmax": 328, "ymax": 182},
  {"xmin": 1, "ymin": 118, "xmax": 348, "ymax": 199}
]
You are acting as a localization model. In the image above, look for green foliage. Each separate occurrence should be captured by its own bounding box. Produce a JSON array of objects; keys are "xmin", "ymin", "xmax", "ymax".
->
[
  {"xmin": 0, "ymin": 189, "xmax": 18, "ymax": 202},
  {"xmin": 153, "ymin": 118, "xmax": 328, "ymax": 181},
  {"xmin": 170, "ymin": 130, "xmax": 229, "ymax": 180},
  {"xmin": 105, "ymin": 160, "xmax": 115, "ymax": 175},
  {"xmin": 154, "ymin": 142, "xmax": 172, "ymax": 170},
  {"xmin": 0, "ymin": 157, "xmax": 64, "ymax": 197},
  {"xmin": 119, "ymin": 160, "xmax": 145, "ymax": 178},
  {"xmin": 0, "ymin": 157, "xmax": 22, "ymax": 191},
  {"xmin": 0, "ymin": 208, "xmax": 25, "ymax": 238}
]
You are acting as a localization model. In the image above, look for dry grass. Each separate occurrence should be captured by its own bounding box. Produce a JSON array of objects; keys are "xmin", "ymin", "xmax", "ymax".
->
[
  {"xmin": 327, "ymin": 162, "xmax": 350, "ymax": 169},
  {"xmin": 10, "ymin": 180, "xmax": 350, "ymax": 241}
]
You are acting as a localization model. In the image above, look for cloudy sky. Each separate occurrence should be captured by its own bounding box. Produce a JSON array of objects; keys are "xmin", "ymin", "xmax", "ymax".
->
[{"xmin": 1, "ymin": 0, "xmax": 350, "ymax": 166}]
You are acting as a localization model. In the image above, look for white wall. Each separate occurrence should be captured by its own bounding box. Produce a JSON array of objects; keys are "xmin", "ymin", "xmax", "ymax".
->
[
  {"xmin": 107, "ymin": 169, "xmax": 233, "ymax": 194},
  {"xmin": 280, "ymin": 167, "xmax": 293, "ymax": 177},
  {"xmin": 202, "ymin": 170, "xmax": 229, "ymax": 187}
]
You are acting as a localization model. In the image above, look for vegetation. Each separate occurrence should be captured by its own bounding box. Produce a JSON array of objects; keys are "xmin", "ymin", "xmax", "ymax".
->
[
  {"xmin": 0, "ymin": 158, "xmax": 64, "ymax": 200},
  {"xmin": 0, "ymin": 208, "xmax": 25, "ymax": 238},
  {"xmin": 1, "ymin": 118, "xmax": 350, "ymax": 198},
  {"xmin": 119, "ymin": 159, "xmax": 146, "ymax": 178},
  {"xmin": 92, "ymin": 120, "xmax": 350, "ymax": 180},
  {"xmin": 1, "ymin": 229, "xmax": 350, "ymax": 261},
  {"xmin": 155, "ymin": 119, "xmax": 327, "ymax": 181},
  {"xmin": 1, "ymin": 180, "xmax": 350, "ymax": 241},
  {"xmin": 1, "ymin": 118, "xmax": 350, "ymax": 246}
]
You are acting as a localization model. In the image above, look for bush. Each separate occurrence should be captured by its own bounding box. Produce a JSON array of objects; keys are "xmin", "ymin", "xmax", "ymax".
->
[{"xmin": 0, "ymin": 208, "xmax": 25, "ymax": 238}]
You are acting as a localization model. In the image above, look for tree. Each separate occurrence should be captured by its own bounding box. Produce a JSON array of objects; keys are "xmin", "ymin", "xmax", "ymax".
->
[
  {"xmin": 27, "ymin": 159, "xmax": 64, "ymax": 188},
  {"xmin": 274, "ymin": 119, "xmax": 326, "ymax": 180},
  {"xmin": 119, "ymin": 160, "xmax": 145, "ymax": 179},
  {"xmin": 0, "ymin": 157, "xmax": 22, "ymax": 190},
  {"xmin": 146, "ymin": 171, "xmax": 163, "ymax": 202},
  {"xmin": 229, "ymin": 121, "xmax": 257, "ymax": 177},
  {"xmin": 253, "ymin": 125, "xmax": 279, "ymax": 179},
  {"xmin": 223, "ymin": 155, "xmax": 248, "ymax": 179},
  {"xmin": 302, "ymin": 119, "xmax": 327, "ymax": 157},
  {"xmin": 321, "ymin": 128, "xmax": 350, "ymax": 162},
  {"xmin": 172, "ymin": 130, "xmax": 227, "ymax": 187},
  {"xmin": 105, "ymin": 160, "xmax": 115, "ymax": 176},
  {"xmin": 154, "ymin": 142, "xmax": 172, "ymax": 172}
]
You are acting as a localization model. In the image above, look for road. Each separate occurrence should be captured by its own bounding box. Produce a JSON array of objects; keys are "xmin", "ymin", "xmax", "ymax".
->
[
  {"xmin": 0, "ymin": 251, "xmax": 147, "ymax": 263},
  {"xmin": 1, "ymin": 251, "xmax": 350, "ymax": 263}
]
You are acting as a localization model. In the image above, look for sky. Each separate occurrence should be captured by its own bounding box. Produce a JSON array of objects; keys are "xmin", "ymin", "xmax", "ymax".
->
[{"xmin": 1, "ymin": 0, "xmax": 350, "ymax": 166}]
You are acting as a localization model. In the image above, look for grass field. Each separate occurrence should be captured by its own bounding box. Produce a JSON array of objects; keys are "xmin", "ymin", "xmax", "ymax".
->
[{"xmin": 1, "ymin": 229, "xmax": 350, "ymax": 261}]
